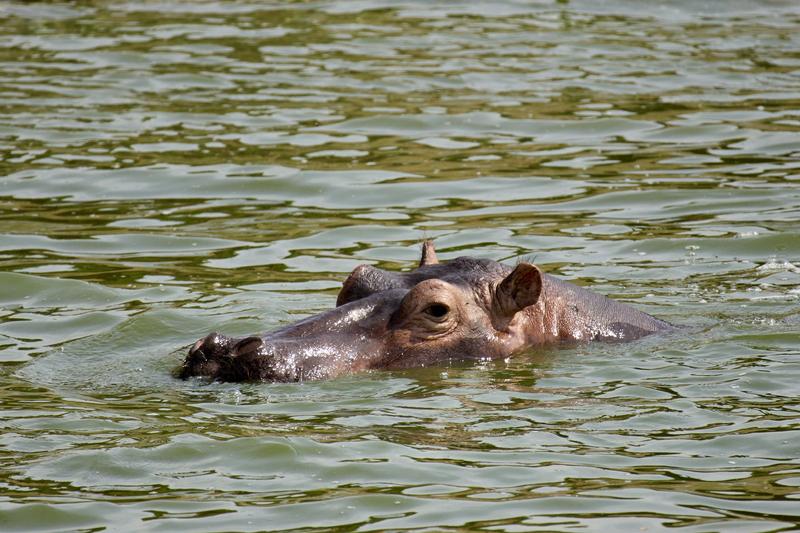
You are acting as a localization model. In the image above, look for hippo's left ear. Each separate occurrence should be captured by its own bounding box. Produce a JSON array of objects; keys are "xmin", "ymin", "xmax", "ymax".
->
[
  {"xmin": 419, "ymin": 239, "xmax": 439, "ymax": 267},
  {"xmin": 493, "ymin": 263, "xmax": 542, "ymax": 321}
]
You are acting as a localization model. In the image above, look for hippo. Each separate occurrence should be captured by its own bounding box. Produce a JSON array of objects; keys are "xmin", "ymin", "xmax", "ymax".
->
[{"xmin": 179, "ymin": 241, "xmax": 672, "ymax": 382}]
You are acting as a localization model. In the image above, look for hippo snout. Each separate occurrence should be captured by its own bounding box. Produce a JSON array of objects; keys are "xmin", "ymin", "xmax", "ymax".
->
[
  {"xmin": 180, "ymin": 332, "xmax": 233, "ymax": 379},
  {"xmin": 179, "ymin": 332, "xmax": 267, "ymax": 380}
]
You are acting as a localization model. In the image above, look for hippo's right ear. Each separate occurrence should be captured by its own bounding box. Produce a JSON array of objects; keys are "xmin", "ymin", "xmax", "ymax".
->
[{"xmin": 493, "ymin": 263, "xmax": 542, "ymax": 322}]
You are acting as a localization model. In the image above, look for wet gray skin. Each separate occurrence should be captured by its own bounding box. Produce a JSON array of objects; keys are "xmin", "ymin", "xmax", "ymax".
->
[{"xmin": 179, "ymin": 241, "xmax": 672, "ymax": 382}]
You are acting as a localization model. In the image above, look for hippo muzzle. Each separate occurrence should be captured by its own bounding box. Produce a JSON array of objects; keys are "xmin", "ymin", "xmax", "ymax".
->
[
  {"xmin": 180, "ymin": 333, "xmax": 268, "ymax": 381},
  {"xmin": 180, "ymin": 292, "xmax": 399, "ymax": 382}
]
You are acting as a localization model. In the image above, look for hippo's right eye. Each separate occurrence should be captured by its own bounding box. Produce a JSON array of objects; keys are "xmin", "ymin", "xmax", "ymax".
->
[{"xmin": 423, "ymin": 303, "xmax": 450, "ymax": 319}]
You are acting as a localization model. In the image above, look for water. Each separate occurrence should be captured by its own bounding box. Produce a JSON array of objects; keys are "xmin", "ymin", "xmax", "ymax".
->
[{"xmin": 1, "ymin": 1, "xmax": 799, "ymax": 530}]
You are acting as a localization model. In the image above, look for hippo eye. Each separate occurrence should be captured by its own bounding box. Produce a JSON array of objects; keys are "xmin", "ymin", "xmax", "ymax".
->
[{"xmin": 423, "ymin": 303, "xmax": 450, "ymax": 319}]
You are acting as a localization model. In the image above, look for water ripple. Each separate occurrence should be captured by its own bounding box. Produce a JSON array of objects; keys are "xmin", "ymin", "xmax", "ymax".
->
[{"xmin": 1, "ymin": 1, "xmax": 799, "ymax": 531}]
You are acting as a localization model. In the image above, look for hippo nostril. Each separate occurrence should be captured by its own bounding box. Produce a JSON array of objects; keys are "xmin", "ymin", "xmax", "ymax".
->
[
  {"xmin": 189, "ymin": 337, "xmax": 205, "ymax": 356},
  {"xmin": 233, "ymin": 336, "xmax": 263, "ymax": 357},
  {"xmin": 187, "ymin": 346, "xmax": 207, "ymax": 366}
]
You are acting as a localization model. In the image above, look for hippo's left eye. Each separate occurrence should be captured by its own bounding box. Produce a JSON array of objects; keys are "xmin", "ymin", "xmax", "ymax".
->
[{"xmin": 423, "ymin": 303, "xmax": 450, "ymax": 319}]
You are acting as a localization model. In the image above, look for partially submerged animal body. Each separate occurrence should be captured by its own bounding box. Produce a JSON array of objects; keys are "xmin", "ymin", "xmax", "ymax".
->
[{"xmin": 180, "ymin": 241, "xmax": 672, "ymax": 382}]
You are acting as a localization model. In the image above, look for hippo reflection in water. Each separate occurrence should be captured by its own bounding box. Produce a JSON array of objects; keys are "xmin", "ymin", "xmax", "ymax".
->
[{"xmin": 179, "ymin": 241, "xmax": 672, "ymax": 382}]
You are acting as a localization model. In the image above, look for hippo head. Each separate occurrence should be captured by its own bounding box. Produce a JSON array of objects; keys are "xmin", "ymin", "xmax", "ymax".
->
[{"xmin": 179, "ymin": 241, "xmax": 543, "ymax": 382}]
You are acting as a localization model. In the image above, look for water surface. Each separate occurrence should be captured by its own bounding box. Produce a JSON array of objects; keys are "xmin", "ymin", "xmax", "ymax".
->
[{"xmin": 1, "ymin": 1, "xmax": 799, "ymax": 531}]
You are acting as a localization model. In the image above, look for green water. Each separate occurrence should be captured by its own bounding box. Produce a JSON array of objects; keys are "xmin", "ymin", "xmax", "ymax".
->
[{"xmin": 1, "ymin": 1, "xmax": 799, "ymax": 531}]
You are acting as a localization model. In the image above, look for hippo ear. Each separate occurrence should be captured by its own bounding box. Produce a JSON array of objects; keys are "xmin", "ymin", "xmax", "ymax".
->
[
  {"xmin": 337, "ymin": 264, "xmax": 401, "ymax": 307},
  {"xmin": 419, "ymin": 239, "xmax": 439, "ymax": 267},
  {"xmin": 493, "ymin": 263, "xmax": 543, "ymax": 320}
]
